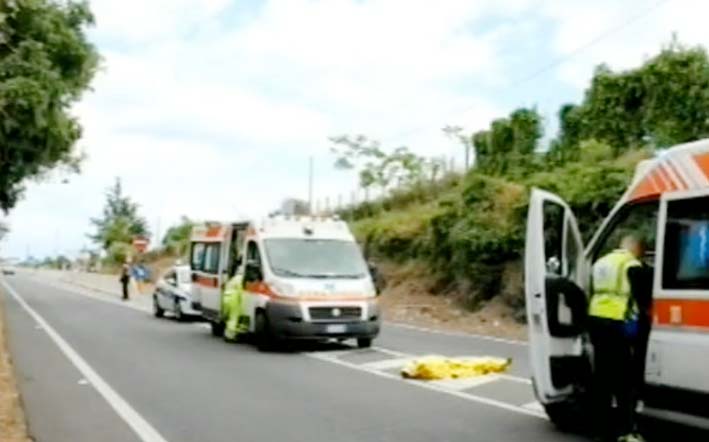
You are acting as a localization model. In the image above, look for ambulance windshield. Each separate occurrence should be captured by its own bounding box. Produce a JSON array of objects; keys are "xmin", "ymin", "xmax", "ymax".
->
[{"xmin": 264, "ymin": 239, "xmax": 368, "ymax": 279}]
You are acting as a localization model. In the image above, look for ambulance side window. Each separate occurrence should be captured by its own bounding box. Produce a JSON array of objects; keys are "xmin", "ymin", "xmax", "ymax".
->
[
  {"xmin": 662, "ymin": 195, "xmax": 709, "ymax": 290},
  {"xmin": 191, "ymin": 243, "xmax": 205, "ymax": 270},
  {"xmin": 594, "ymin": 202, "xmax": 659, "ymax": 264},
  {"xmin": 203, "ymin": 243, "xmax": 221, "ymax": 274}
]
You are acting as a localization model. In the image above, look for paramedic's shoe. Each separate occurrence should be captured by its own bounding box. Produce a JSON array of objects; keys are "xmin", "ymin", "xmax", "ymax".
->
[{"xmin": 617, "ymin": 433, "xmax": 646, "ymax": 442}]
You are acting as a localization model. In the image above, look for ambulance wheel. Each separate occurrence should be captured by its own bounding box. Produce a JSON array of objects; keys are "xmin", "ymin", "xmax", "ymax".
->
[
  {"xmin": 153, "ymin": 296, "xmax": 164, "ymax": 318},
  {"xmin": 255, "ymin": 311, "xmax": 275, "ymax": 351},
  {"xmin": 211, "ymin": 320, "xmax": 225, "ymax": 337},
  {"xmin": 173, "ymin": 302, "xmax": 184, "ymax": 322},
  {"xmin": 544, "ymin": 402, "xmax": 586, "ymax": 432},
  {"xmin": 357, "ymin": 338, "xmax": 372, "ymax": 348}
]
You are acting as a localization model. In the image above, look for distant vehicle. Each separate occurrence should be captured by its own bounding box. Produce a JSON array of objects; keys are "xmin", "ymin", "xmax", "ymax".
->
[
  {"xmin": 525, "ymin": 138, "xmax": 709, "ymax": 428},
  {"xmin": 189, "ymin": 216, "xmax": 381, "ymax": 349},
  {"xmin": 2, "ymin": 267, "xmax": 16, "ymax": 275},
  {"xmin": 153, "ymin": 265, "xmax": 199, "ymax": 321}
]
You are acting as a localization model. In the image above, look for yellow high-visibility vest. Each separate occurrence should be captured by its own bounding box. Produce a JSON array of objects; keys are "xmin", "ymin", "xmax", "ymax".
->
[{"xmin": 589, "ymin": 249, "xmax": 641, "ymax": 321}]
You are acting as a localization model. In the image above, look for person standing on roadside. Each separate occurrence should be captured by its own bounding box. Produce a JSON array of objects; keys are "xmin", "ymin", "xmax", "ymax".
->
[
  {"xmin": 588, "ymin": 235, "xmax": 650, "ymax": 442},
  {"xmin": 120, "ymin": 257, "xmax": 132, "ymax": 301}
]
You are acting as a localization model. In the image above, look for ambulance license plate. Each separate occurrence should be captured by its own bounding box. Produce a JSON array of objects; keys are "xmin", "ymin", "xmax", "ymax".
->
[{"xmin": 326, "ymin": 324, "xmax": 347, "ymax": 334}]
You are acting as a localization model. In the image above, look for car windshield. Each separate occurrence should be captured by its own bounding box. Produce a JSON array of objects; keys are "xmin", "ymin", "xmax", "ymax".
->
[
  {"xmin": 176, "ymin": 268, "xmax": 192, "ymax": 284},
  {"xmin": 264, "ymin": 239, "xmax": 368, "ymax": 278}
]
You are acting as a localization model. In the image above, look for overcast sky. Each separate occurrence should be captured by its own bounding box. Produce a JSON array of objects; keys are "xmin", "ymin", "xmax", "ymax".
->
[{"xmin": 1, "ymin": 0, "xmax": 706, "ymax": 259}]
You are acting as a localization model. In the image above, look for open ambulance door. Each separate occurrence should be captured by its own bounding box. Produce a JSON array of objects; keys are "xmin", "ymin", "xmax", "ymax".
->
[{"xmin": 526, "ymin": 189, "xmax": 590, "ymax": 414}]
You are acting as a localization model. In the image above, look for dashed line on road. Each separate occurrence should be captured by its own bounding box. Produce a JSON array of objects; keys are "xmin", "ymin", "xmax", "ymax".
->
[
  {"xmin": 305, "ymin": 346, "xmax": 546, "ymax": 420},
  {"xmin": 386, "ymin": 322, "xmax": 528, "ymax": 346},
  {"xmin": 1, "ymin": 280, "xmax": 170, "ymax": 442}
]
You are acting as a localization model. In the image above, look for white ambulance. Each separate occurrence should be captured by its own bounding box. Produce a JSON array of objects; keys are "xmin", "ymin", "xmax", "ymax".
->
[
  {"xmin": 526, "ymin": 138, "xmax": 709, "ymax": 427},
  {"xmin": 189, "ymin": 216, "xmax": 381, "ymax": 348}
]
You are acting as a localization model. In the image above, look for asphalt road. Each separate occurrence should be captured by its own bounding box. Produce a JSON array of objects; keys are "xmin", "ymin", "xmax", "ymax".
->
[{"xmin": 1, "ymin": 272, "xmax": 706, "ymax": 442}]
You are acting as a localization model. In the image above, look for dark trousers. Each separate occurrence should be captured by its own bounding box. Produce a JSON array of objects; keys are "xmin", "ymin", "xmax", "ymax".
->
[
  {"xmin": 121, "ymin": 278, "xmax": 129, "ymax": 300},
  {"xmin": 589, "ymin": 317, "xmax": 635, "ymax": 439},
  {"xmin": 632, "ymin": 318, "xmax": 651, "ymax": 399}
]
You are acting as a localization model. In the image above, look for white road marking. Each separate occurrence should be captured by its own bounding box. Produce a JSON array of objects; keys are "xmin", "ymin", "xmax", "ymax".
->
[
  {"xmin": 371, "ymin": 346, "xmax": 410, "ymax": 358},
  {"xmin": 305, "ymin": 349, "xmax": 546, "ymax": 419},
  {"xmin": 386, "ymin": 322, "xmax": 528, "ymax": 346},
  {"xmin": 428, "ymin": 375, "xmax": 500, "ymax": 391},
  {"xmin": 29, "ymin": 273, "xmax": 152, "ymax": 314},
  {"xmin": 359, "ymin": 357, "xmax": 415, "ymax": 371},
  {"xmin": 78, "ymin": 378, "xmax": 89, "ymax": 385},
  {"xmin": 522, "ymin": 401, "xmax": 544, "ymax": 412},
  {"xmin": 497, "ymin": 373, "xmax": 533, "ymax": 385},
  {"xmin": 1, "ymin": 280, "xmax": 170, "ymax": 442}
]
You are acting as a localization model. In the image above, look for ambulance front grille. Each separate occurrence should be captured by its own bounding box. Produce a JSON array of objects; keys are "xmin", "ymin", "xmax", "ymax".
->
[{"xmin": 309, "ymin": 306, "xmax": 362, "ymax": 321}]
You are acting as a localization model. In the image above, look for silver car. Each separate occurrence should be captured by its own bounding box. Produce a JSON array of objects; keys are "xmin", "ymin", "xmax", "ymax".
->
[{"xmin": 153, "ymin": 265, "xmax": 200, "ymax": 321}]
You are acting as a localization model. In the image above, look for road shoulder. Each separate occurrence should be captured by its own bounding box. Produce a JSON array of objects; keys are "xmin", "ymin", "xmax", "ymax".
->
[
  {"xmin": 1, "ymin": 278, "xmax": 146, "ymax": 442},
  {"xmin": 0, "ymin": 282, "xmax": 31, "ymax": 442}
]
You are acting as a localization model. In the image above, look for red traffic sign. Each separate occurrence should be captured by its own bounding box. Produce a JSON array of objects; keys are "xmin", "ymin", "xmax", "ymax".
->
[{"xmin": 132, "ymin": 237, "xmax": 149, "ymax": 253}]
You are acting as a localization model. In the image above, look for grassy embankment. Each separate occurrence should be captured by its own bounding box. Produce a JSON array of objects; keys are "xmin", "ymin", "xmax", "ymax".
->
[{"xmin": 348, "ymin": 147, "xmax": 649, "ymax": 322}]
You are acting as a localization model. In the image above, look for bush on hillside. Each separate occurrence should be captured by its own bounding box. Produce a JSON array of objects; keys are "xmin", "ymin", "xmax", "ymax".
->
[
  {"xmin": 353, "ymin": 145, "xmax": 645, "ymax": 312},
  {"xmin": 107, "ymin": 241, "xmax": 133, "ymax": 265}
]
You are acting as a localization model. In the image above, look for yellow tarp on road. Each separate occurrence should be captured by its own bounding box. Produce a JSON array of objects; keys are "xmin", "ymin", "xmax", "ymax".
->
[{"xmin": 401, "ymin": 356, "xmax": 511, "ymax": 380}]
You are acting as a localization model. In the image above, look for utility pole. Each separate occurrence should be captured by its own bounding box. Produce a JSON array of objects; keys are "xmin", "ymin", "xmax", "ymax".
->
[
  {"xmin": 154, "ymin": 216, "xmax": 161, "ymax": 250},
  {"xmin": 308, "ymin": 156, "xmax": 314, "ymax": 215}
]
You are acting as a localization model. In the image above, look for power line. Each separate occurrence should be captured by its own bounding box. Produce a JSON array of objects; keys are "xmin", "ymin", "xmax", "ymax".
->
[
  {"xmin": 512, "ymin": 0, "xmax": 669, "ymax": 86},
  {"xmin": 383, "ymin": 0, "xmax": 670, "ymax": 144}
]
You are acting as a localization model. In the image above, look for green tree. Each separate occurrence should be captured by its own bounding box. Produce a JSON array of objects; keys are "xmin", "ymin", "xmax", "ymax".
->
[
  {"xmin": 0, "ymin": 0, "xmax": 99, "ymax": 211},
  {"xmin": 471, "ymin": 107, "xmax": 543, "ymax": 175},
  {"xmin": 330, "ymin": 135, "xmax": 428, "ymax": 195},
  {"xmin": 162, "ymin": 216, "xmax": 194, "ymax": 257},
  {"xmin": 442, "ymin": 125, "xmax": 473, "ymax": 170},
  {"xmin": 547, "ymin": 103, "xmax": 584, "ymax": 165},
  {"xmin": 89, "ymin": 178, "xmax": 149, "ymax": 252},
  {"xmin": 552, "ymin": 39, "xmax": 709, "ymax": 155}
]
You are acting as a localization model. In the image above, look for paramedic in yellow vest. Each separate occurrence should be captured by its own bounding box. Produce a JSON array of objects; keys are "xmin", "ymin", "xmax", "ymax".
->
[
  {"xmin": 589, "ymin": 235, "xmax": 648, "ymax": 442},
  {"xmin": 223, "ymin": 273, "xmax": 247, "ymax": 341}
]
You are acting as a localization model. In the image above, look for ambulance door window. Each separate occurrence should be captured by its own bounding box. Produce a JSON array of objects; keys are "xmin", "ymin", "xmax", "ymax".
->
[
  {"xmin": 565, "ymin": 216, "xmax": 579, "ymax": 279},
  {"xmin": 244, "ymin": 241, "xmax": 263, "ymax": 284},
  {"xmin": 662, "ymin": 195, "xmax": 709, "ymax": 290},
  {"xmin": 543, "ymin": 201, "xmax": 565, "ymax": 276},
  {"xmin": 228, "ymin": 228, "xmax": 247, "ymax": 276},
  {"xmin": 594, "ymin": 202, "xmax": 659, "ymax": 265}
]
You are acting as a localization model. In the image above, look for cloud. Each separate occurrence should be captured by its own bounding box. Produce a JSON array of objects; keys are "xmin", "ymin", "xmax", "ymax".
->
[
  {"xmin": 540, "ymin": 0, "xmax": 709, "ymax": 89},
  {"xmin": 7, "ymin": 0, "xmax": 707, "ymax": 259}
]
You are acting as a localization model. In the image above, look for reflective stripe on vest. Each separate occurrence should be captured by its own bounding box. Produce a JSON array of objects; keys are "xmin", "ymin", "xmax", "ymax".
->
[{"xmin": 589, "ymin": 249, "xmax": 641, "ymax": 321}]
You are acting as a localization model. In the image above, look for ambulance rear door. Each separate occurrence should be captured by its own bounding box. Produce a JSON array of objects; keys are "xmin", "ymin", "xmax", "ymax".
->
[{"xmin": 526, "ymin": 189, "xmax": 590, "ymax": 405}]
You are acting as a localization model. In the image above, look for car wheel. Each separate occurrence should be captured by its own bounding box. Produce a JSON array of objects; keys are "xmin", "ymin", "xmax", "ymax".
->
[
  {"xmin": 174, "ymin": 300, "xmax": 184, "ymax": 322},
  {"xmin": 255, "ymin": 311, "xmax": 275, "ymax": 352},
  {"xmin": 153, "ymin": 296, "xmax": 164, "ymax": 318},
  {"xmin": 357, "ymin": 337, "xmax": 373, "ymax": 349},
  {"xmin": 210, "ymin": 320, "xmax": 225, "ymax": 337}
]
